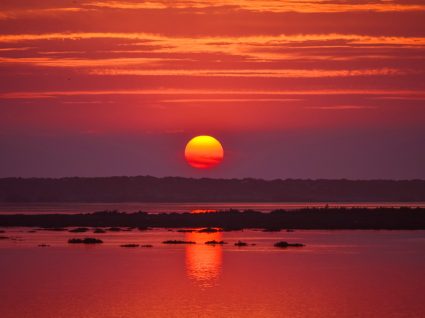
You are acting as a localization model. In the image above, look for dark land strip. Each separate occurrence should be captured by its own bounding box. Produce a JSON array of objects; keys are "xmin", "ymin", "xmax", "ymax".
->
[
  {"xmin": 1, "ymin": 177, "xmax": 424, "ymax": 202},
  {"xmin": 1, "ymin": 208, "xmax": 425, "ymax": 230}
]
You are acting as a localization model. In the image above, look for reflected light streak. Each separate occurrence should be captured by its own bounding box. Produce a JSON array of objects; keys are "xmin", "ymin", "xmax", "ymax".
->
[{"xmin": 185, "ymin": 231, "xmax": 223, "ymax": 288}]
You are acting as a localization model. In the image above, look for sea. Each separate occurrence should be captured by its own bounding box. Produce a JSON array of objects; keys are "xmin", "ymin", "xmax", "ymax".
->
[{"xmin": 0, "ymin": 203, "xmax": 424, "ymax": 317}]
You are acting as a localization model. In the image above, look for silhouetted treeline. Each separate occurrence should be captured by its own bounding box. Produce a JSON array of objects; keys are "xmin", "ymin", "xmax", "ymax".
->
[
  {"xmin": 0, "ymin": 177, "xmax": 424, "ymax": 202},
  {"xmin": 1, "ymin": 208, "xmax": 425, "ymax": 230}
]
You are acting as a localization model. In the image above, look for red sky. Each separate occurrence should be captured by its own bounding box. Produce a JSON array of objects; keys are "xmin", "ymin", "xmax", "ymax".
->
[{"xmin": 0, "ymin": 0, "xmax": 424, "ymax": 179}]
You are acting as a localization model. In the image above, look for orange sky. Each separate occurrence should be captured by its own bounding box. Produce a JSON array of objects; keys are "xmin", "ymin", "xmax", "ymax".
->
[{"xmin": 0, "ymin": 0, "xmax": 424, "ymax": 179}]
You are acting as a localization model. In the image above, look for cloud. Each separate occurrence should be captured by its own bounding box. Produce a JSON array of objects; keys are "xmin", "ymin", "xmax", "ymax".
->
[
  {"xmin": 1, "ymin": 33, "xmax": 425, "ymax": 47},
  {"xmin": 0, "ymin": 7, "xmax": 88, "ymax": 20},
  {"xmin": 306, "ymin": 105, "xmax": 377, "ymax": 110},
  {"xmin": 1, "ymin": 1, "xmax": 424, "ymax": 20},
  {"xmin": 161, "ymin": 98, "xmax": 302, "ymax": 103},
  {"xmin": 84, "ymin": 0, "xmax": 425, "ymax": 13},
  {"xmin": 1, "ymin": 88, "xmax": 423, "ymax": 100},
  {"xmin": 1, "ymin": 32, "xmax": 424, "ymax": 65},
  {"xmin": 88, "ymin": 67, "xmax": 405, "ymax": 78},
  {"xmin": 0, "ymin": 56, "xmax": 182, "ymax": 68}
]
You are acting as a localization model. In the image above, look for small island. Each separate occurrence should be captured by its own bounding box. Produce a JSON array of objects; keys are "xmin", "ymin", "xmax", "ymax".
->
[
  {"xmin": 120, "ymin": 244, "xmax": 139, "ymax": 248},
  {"xmin": 162, "ymin": 240, "xmax": 196, "ymax": 244},
  {"xmin": 69, "ymin": 227, "xmax": 90, "ymax": 233},
  {"xmin": 205, "ymin": 240, "xmax": 227, "ymax": 245},
  {"xmin": 235, "ymin": 241, "xmax": 248, "ymax": 247},
  {"xmin": 274, "ymin": 241, "xmax": 305, "ymax": 248},
  {"xmin": 68, "ymin": 238, "xmax": 103, "ymax": 244}
]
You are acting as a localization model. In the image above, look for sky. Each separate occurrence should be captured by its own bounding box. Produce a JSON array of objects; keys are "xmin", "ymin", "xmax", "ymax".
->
[{"xmin": 0, "ymin": 0, "xmax": 424, "ymax": 179}]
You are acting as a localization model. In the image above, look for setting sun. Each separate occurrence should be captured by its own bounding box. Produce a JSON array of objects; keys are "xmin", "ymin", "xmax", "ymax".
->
[{"xmin": 185, "ymin": 136, "xmax": 224, "ymax": 169}]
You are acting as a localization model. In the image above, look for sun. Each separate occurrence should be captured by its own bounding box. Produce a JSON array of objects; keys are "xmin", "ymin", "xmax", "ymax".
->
[{"xmin": 185, "ymin": 136, "xmax": 224, "ymax": 169}]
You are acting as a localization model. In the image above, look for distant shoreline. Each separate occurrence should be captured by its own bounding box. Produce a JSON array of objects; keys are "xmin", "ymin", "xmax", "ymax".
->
[
  {"xmin": 1, "ymin": 177, "xmax": 424, "ymax": 202},
  {"xmin": 0, "ymin": 201, "xmax": 424, "ymax": 215},
  {"xmin": 1, "ymin": 208, "xmax": 424, "ymax": 230}
]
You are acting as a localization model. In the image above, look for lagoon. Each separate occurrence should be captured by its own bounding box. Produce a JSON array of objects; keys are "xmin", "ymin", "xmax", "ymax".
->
[{"xmin": 0, "ymin": 228, "xmax": 424, "ymax": 318}]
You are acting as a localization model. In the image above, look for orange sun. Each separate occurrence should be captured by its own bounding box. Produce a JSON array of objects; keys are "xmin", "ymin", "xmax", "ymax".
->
[{"xmin": 185, "ymin": 136, "xmax": 224, "ymax": 169}]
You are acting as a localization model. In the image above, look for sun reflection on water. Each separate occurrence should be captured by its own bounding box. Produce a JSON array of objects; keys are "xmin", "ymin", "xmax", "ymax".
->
[
  {"xmin": 190, "ymin": 209, "xmax": 218, "ymax": 213},
  {"xmin": 185, "ymin": 231, "xmax": 223, "ymax": 288}
]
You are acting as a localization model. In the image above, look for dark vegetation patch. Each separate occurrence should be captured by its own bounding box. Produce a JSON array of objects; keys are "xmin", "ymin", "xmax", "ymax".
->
[
  {"xmin": 274, "ymin": 241, "xmax": 305, "ymax": 248},
  {"xmin": 205, "ymin": 240, "xmax": 227, "ymax": 245},
  {"xmin": 120, "ymin": 244, "xmax": 139, "ymax": 248},
  {"xmin": 234, "ymin": 241, "xmax": 248, "ymax": 247},
  {"xmin": 69, "ymin": 227, "xmax": 89, "ymax": 233},
  {"xmin": 1, "ymin": 208, "xmax": 425, "ymax": 230},
  {"xmin": 162, "ymin": 240, "xmax": 196, "ymax": 244},
  {"xmin": 68, "ymin": 238, "xmax": 103, "ymax": 244}
]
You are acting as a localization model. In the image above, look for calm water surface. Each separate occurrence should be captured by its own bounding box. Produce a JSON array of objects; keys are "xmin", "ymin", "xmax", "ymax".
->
[
  {"xmin": 0, "ymin": 202, "xmax": 424, "ymax": 214},
  {"xmin": 0, "ymin": 228, "xmax": 424, "ymax": 317}
]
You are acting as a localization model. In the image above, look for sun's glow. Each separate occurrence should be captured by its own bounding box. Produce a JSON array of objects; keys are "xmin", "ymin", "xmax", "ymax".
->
[{"xmin": 185, "ymin": 135, "xmax": 224, "ymax": 169}]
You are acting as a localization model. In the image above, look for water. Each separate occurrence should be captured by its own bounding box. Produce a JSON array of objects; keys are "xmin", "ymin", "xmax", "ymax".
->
[
  {"xmin": 0, "ymin": 228, "xmax": 424, "ymax": 317},
  {"xmin": 0, "ymin": 202, "xmax": 424, "ymax": 214}
]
